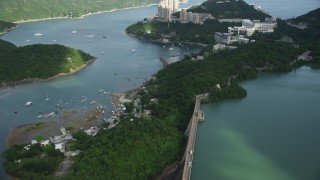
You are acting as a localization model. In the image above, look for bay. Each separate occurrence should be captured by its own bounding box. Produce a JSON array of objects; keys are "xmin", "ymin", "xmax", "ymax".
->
[{"xmin": 0, "ymin": 1, "xmax": 205, "ymax": 179}]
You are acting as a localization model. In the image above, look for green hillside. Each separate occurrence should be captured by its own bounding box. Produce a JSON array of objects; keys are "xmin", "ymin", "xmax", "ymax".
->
[
  {"xmin": 0, "ymin": 39, "xmax": 94, "ymax": 83},
  {"xmin": 0, "ymin": 0, "xmax": 159, "ymax": 22},
  {"xmin": 189, "ymin": 0, "xmax": 270, "ymax": 20},
  {"xmin": 0, "ymin": 21, "xmax": 17, "ymax": 33}
]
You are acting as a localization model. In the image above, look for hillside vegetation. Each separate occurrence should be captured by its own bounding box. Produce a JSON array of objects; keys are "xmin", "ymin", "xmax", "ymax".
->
[
  {"xmin": 0, "ymin": 0, "xmax": 158, "ymax": 22},
  {"xmin": 0, "ymin": 21, "xmax": 17, "ymax": 33},
  {"xmin": 0, "ymin": 39, "xmax": 94, "ymax": 83},
  {"xmin": 127, "ymin": 20, "xmax": 240, "ymax": 44},
  {"xmin": 189, "ymin": 0, "xmax": 270, "ymax": 20}
]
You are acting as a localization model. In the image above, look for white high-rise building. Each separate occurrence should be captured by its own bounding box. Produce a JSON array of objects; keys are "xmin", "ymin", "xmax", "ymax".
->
[{"xmin": 158, "ymin": 0, "xmax": 179, "ymax": 21}]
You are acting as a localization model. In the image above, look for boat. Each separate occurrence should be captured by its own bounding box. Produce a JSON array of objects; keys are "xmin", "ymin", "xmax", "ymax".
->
[
  {"xmin": 131, "ymin": 49, "xmax": 136, "ymax": 53},
  {"xmin": 25, "ymin": 101, "xmax": 32, "ymax": 106},
  {"xmin": 86, "ymin": 34, "xmax": 95, "ymax": 38},
  {"xmin": 71, "ymin": 30, "xmax": 77, "ymax": 34},
  {"xmin": 169, "ymin": 47, "xmax": 174, "ymax": 51},
  {"xmin": 34, "ymin": 33, "xmax": 43, "ymax": 36},
  {"xmin": 101, "ymin": 52, "xmax": 105, "ymax": 54},
  {"xmin": 26, "ymin": 40, "xmax": 31, "ymax": 42},
  {"xmin": 45, "ymin": 94, "xmax": 50, "ymax": 101}
]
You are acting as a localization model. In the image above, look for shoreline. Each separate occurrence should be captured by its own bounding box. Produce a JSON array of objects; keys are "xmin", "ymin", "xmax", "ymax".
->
[
  {"xmin": 0, "ymin": 25, "xmax": 19, "ymax": 36},
  {"xmin": 13, "ymin": 4, "xmax": 157, "ymax": 24},
  {"xmin": 126, "ymin": 32, "xmax": 209, "ymax": 47},
  {"xmin": 0, "ymin": 57, "xmax": 96, "ymax": 90}
]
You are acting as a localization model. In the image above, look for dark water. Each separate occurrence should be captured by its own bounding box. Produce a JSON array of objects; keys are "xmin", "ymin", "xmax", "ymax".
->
[{"xmin": 191, "ymin": 66, "xmax": 320, "ymax": 180}]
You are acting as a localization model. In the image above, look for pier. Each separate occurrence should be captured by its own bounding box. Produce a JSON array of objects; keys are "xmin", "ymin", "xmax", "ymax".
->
[{"xmin": 159, "ymin": 57, "xmax": 169, "ymax": 67}]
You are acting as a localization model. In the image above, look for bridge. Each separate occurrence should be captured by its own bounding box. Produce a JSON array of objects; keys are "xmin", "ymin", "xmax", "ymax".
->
[{"xmin": 181, "ymin": 95, "xmax": 204, "ymax": 180}]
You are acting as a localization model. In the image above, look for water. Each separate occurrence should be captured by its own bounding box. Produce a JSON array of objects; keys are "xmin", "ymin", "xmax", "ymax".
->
[
  {"xmin": 0, "ymin": 0, "xmax": 205, "ymax": 178},
  {"xmin": 192, "ymin": 66, "xmax": 320, "ymax": 180},
  {"xmin": 191, "ymin": 1, "xmax": 320, "ymax": 179},
  {"xmin": 244, "ymin": 0, "xmax": 320, "ymax": 19}
]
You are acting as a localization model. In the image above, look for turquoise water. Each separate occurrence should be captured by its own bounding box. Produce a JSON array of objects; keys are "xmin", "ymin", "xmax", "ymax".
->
[{"xmin": 191, "ymin": 66, "xmax": 320, "ymax": 180}]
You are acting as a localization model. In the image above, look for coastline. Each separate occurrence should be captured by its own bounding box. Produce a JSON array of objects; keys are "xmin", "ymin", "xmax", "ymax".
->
[
  {"xmin": 126, "ymin": 32, "xmax": 209, "ymax": 47},
  {"xmin": 0, "ymin": 25, "xmax": 19, "ymax": 36},
  {"xmin": 13, "ymin": 4, "xmax": 157, "ymax": 24},
  {"xmin": 0, "ymin": 57, "xmax": 96, "ymax": 90}
]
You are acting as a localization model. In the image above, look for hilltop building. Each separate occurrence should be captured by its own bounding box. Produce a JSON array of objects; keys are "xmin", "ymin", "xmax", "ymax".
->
[
  {"xmin": 228, "ymin": 18, "xmax": 277, "ymax": 36},
  {"xmin": 180, "ymin": 9, "xmax": 214, "ymax": 24}
]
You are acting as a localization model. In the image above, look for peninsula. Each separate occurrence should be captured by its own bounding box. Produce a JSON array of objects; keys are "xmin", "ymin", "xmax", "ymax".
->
[
  {"xmin": 2, "ymin": 0, "xmax": 320, "ymax": 180},
  {"xmin": 0, "ymin": 39, "xmax": 95, "ymax": 86}
]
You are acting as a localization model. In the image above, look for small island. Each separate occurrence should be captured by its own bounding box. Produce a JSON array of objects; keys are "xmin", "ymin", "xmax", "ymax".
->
[{"xmin": 0, "ymin": 39, "xmax": 95, "ymax": 86}]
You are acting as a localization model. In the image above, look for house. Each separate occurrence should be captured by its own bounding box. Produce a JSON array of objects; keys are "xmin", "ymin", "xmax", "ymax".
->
[
  {"xmin": 55, "ymin": 142, "xmax": 64, "ymax": 152},
  {"xmin": 213, "ymin": 43, "xmax": 225, "ymax": 51},
  {"xmin": 85, "ymin": 127, "xmax": 99, "ymax": 136},
  {"xmin": 40, "ymin": 139, "xmax": 50, "ymax": 146},
  {"xmin": 31, "ymin": 140, "xmax": 38, "ymax": 145}
]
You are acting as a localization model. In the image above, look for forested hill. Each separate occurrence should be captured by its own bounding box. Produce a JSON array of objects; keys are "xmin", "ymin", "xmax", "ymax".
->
[
  {"xmin": 188, "ymin": 0, "xmax": 270, "ymax": 20},
  {"xmin": 0, "ymin": 0, "xmax": 159, "ymax": 22},
  {"xmin": 0, "ymin": 21, "xmax": 17, "ymax": 34},
  {"xmin": 0, "ymin": 39, "xmax": 94, "ymax": 84}
]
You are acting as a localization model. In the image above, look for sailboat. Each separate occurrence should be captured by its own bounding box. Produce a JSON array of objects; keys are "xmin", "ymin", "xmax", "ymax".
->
[{"xmin": 45, "ymin": 94, "xmax": 50, "ymax": 101}]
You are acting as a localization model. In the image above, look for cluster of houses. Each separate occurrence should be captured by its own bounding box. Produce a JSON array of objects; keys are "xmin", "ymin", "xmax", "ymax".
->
[
  {"xmin": 24, "ymin": 126, "xmax": 99, "ymax": 153},
  {"xmin": 214, "ymin": 18, "xmax": 277, "ymax": 45}
]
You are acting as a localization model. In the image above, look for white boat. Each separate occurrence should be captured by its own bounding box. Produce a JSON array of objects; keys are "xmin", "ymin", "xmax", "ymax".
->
[
  {"xmin": 34, "ymin": 33, "xmax": 43, "ymax": 36},
  {"xmin": 25, "ymin": 101, "xmax": 32, "ymax": 106},
  {"xmin": 131, "ymin": 49, "xmax": 136, "ymax": 53},
  {"xmin": 169, "ymin": 47, "xmax": 174, "ymax": 51},
  {"xmin": 86, "ymin": 34, "xmax": 95, "ymax": 38},
  {"xmin": 71, "ymin": 30, "xmax": 77, "ymax": 34},
  {"xmin": 101, "ymin": 52, "xmax": 105, "ymax": 54},
  {"xmin": 45, "ymin": 94, "xmax": 50, "ymax": 101},
  {"xmin": 26, "ymin": 40, "xmax": 31, "ymax": 42}
]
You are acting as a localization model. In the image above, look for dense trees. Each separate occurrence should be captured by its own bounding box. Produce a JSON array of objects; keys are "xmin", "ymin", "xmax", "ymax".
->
[
  {"xmin": 0, "ymin": 0, "xmax": 159, "ymax": 22},
  {"xmin": 0, "ymin": 40, "xmax": 94, "ymax": 83},
  {"xmin": 0, "ymin": 21, "xmax": 17, "ymax": 33},
  {"xmin": 189, "ymin": 0, "xmax": 270, "ymax": 20},
  {"xmin": 126, "ymin": 20, "xmax": 240, "ymax": 44},
  {"xmin": 2, "ymin": 144, "xmax": 64, "ymax": 179}
]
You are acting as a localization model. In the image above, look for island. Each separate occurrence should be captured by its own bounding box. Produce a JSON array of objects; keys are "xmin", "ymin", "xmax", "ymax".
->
[
  {"xmin": 0, "ymin": 39, "xmax": 95, "ymax": 86},
  {"xmin": 2, "ymin": 0, "xmax": 320, "ymax": 179}
]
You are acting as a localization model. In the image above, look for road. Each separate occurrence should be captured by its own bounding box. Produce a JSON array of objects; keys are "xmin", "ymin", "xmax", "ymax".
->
[{"xmin": 182, "ymin": 95, "xmax": 203, "ymax": 180}]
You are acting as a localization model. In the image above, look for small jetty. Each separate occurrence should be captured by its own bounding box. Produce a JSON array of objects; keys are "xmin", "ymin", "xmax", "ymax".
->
[{"xmin": 159, "ymin": 57, "xmax": 169, "ymax": 67}]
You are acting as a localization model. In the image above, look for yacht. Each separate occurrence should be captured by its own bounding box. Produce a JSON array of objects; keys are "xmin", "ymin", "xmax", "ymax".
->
[
  {"xmin": 25, "ymin": 101, "xmax": 32, "ymax": 106},
  {"xmin": 132, "ymin": 49, "xmax": 136, "ymax": 53},
  {"xmin": 71, "ymin": 30, "xmax": 77, "ymax": 34},
  {"xmin": 34, "ymin": 33, "xmax": 43, "ymax": 36},
  {"xmin": 45, "ymin": 94, "xmax": 50, "ymax": 101},
  {"xmin": 169, "ymin": 47, "xmax": 174, "ymax": 51}
]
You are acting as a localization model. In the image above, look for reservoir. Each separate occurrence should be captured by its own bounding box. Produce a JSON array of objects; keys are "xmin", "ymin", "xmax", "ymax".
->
[
  {"xmin": 191, "ymin": 1, "xmax": 320, "ymax": 179},
  {"xmin": 191, "ymin": 66, "xmax": 320, "ymax": 180}
]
